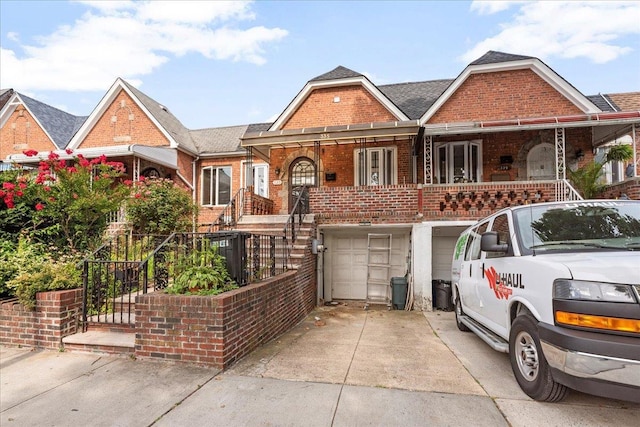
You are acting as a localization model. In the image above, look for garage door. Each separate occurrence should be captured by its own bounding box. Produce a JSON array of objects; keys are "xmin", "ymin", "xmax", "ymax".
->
[
  {"xmin": 432, "ymin": 226, "xmax": 467, "ymax": 281},
  {"xmin": 327, "ymin": 230, "xmax": 409, "ymax": 300}
]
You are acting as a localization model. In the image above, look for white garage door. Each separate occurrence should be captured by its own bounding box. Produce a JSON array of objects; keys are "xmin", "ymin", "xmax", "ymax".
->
[
  {"xmin": 432, "ymin": 226, "xmax": 467, "ymax": 281},
  {"xmin": 327, "ymin": 230, "xmax": 409, "ymax": 300}
]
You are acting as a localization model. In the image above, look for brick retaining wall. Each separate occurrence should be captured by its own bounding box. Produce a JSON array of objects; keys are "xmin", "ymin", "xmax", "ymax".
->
[
  {"xmin": 135, "ymin": 253, "xmax": 317, "ymax": 368},
  {"xmin": 0, "ymin": 288, "xmax": 83, "ymax": 349}
]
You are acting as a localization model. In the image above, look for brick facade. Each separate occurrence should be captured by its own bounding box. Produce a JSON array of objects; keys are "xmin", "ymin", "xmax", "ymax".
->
[
  {"xmin": 0, "ymin": 105, "xmax": 58, "ymax": 159},
  {"xmin": 0, "ymin": 289, "xmax": 83, "ymax": 349},
  {"xmin": 79, "ymin": 90, "xmax": 171, "ymax": 149},
  {"xmin": 282, "ymin": 86, "xmax": 397, "ymax": 129},
  {"xmin": 134, "ymin": 241, "xmax": 317, "ymax": 368},
  {"xmin": 428, "ymin": 70, "xmax": 583, "ymax": 123}
]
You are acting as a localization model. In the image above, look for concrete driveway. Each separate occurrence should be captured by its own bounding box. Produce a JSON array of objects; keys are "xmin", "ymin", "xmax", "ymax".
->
[{"xmin": 2, "ymin": 303, "xmax": 639, "ymax": 426}]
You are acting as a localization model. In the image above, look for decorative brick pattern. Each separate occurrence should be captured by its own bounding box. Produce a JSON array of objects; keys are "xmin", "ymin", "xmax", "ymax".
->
[
  {"xmin": 79, "ymin": 91, "xmax": 169, "ymax": 149},
  {"xmin": 0, "ymin": 105, "xmax": 59, "ymax": 157},
  {"xmin": 310, "ymin": 182, "xmax": 559, "ymax": 224},
  {"xmin": 0, "ymin": 289, "xmax": 83, "ymax": 349}
]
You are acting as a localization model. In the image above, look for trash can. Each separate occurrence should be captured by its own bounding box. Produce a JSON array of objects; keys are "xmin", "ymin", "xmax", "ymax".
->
[
  {"xmin": 432, "ymin": 280, "xmax": 453, "ymax": 311},
  {"xmin": 391, "ymin": 276, "xmax": 408, "ymax": 310}
]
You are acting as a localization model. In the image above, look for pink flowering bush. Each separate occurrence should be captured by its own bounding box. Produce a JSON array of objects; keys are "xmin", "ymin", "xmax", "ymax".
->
[{"xmin": 0, "ymin": 150, "xmax": 130, "ymax": 253}]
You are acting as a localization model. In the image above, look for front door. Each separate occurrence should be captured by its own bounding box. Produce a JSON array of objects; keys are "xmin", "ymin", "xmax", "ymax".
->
[
  {"xmin": 289, "ymin": 157, "xmax": 315, "ymax": 212},
  {"xmin": 527, "ymin": 143, "xmax": 555, "ymax": 180}
]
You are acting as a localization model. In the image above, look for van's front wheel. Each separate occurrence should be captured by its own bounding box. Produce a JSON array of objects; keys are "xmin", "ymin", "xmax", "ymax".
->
[{"xmin": 509, "ymin": 315, "xmax": 567, "ymax": 402}]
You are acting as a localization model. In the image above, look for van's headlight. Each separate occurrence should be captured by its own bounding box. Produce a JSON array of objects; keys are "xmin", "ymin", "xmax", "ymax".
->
[{"xmin": 554, "ymin": 280, "xmax": 637, "ymax": 303}]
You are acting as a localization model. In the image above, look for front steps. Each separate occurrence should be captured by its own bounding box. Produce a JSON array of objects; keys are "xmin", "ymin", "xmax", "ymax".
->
[
  {"xmin": 236, "ymin": 214, "xmax": 315, "ymax": 270},
  {"xmin": 63, "ymin": 214, "xmax": 316, "ymax": 356},
  {"xmin": 62, "ymin": 330, "xmax": 135, "ymax": 355}
]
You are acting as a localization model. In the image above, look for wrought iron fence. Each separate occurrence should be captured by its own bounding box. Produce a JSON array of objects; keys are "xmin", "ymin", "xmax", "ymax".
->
[{"xmin": 82, "ymin": 232, "xmax": 288, "ymax": 329}]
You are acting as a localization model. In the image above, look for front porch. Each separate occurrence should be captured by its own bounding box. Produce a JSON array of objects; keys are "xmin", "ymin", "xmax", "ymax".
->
[{"xmin": 308, "ymin": 180, "xmax": 579, "ymax": 224}]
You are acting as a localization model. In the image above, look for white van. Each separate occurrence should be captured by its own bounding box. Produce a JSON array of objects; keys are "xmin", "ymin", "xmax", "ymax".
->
[{"xmin": 451, "ymin": 200, "xmax": 640, "ymax": 402}]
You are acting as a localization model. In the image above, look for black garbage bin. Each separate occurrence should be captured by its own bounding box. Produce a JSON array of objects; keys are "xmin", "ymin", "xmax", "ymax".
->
[
  {"xmin": 390, "ymin": 276, "xmax": 408, "ymax": 310},
  {"xmin": 432, "ymin": 280, "xmax": 453, "ymax": 311}
]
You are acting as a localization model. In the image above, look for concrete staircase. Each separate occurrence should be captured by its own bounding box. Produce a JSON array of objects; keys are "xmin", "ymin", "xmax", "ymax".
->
[{"xmin": 235, "ymin": 214, "xmax": 316, "ymax": 270}]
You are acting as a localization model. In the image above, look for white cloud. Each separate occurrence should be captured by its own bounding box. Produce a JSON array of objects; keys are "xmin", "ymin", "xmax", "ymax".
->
[
  {"xmin": 463, "ymin": 1, "xmax": 640, "ymax": 64},
  {"xmin": 470, "ymin": 1, "xmax": 526, "ymax": 15},
  {"xmin": 1, "ymin": 1, "xmax": 287, "ymax": 91}
]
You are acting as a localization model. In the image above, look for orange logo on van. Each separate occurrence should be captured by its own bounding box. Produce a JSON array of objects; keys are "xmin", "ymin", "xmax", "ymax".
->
[{"xmin": 485, "ymin": 266, "xmax": 513, "ymax": 300}]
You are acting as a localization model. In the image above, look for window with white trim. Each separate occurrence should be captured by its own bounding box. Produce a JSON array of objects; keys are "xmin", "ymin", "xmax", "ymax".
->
[
  {"xmin": 354, "ymin": 147, "xmax": 397, "ymax": 186},
  {"xmin": 435, "ymin": 140, "xmax": 482, "ymax": 183},
  {"xmin": 201, "ymin": 166, "xmax": 231, "ymax": 206}
]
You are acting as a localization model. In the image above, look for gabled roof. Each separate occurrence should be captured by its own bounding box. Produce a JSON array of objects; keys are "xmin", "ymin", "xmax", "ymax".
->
[
  {"xmin": 0, "ymin": 91, "xmax": 86, "ymax": 150},
  {"xmin": 379, "ymin": 80, "xmax": 454, "ymax": 120},
  {"xmin": 310, "ymin": 66, "xmax": 363, "ymax": 82},
  {"xmin": 470, "ymin": 51, "xmax": 535, "ymax": 66},
  {"xmin": 19, "ymin": 93, "xmax": 87, "ymax": 149},
  {"xmin": 0, "ymin": 89, "xmax": 14, "ymax": 111},
  {"xmin": 419, "ymin": 51, "xmax": 601, "ymax": 124},
  {"xmin": 68, "ymin": 78, "xmax": 198, "ymax": 154},
  {"xmin": 120, "ymin": 80, "xmax": 198, "ymax": 154},
  {"xmin": 190, "ymin": 125, "xmax": 248, "ymax": 156},
  {"xmin": 586, "ymin": 94, "xmax": 618, "ymax": 112},
  {"xmin": 607, "ymin": 92, "xmax": 640, "ymax": 112},
  {"xmin": 268, "ymin": 65, "xmax": 410, "ymax": 130}
]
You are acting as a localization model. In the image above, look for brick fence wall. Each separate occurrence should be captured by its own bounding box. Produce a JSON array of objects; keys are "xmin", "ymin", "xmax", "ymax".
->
[
  {"xmin": 134, "ymin": 246, "xmax": 317, "ymax": 369},
  {"xmin": 0, "ymin": 288, "xmax": 83, "ymax": 349},
  {"xmin": 599, "ymin": 178, "xmax": 640, "ymax": 200}
]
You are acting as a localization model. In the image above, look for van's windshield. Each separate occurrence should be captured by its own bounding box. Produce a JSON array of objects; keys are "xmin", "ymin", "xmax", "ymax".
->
[{"xmin": 513, "ymin": 201, "xmax": 640, "ymax": 253}]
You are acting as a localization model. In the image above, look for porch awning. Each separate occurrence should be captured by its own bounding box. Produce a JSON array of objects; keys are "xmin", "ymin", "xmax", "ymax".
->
[
  {"xmin": 5, "ymin": 145, "xmax": 179, "ymax": 170},
  {"xmin": 241, "ymin": 120, "xmax": 421, "ymax": 162},
  {"xmin": 422, "ymin": 111, "xmax": 640, "ymax": 147}
]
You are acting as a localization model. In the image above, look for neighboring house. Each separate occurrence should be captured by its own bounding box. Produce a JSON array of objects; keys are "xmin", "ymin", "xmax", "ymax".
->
[{"xmin": 2, "ymin": 51, "xmax": 639, "ymax": 310}]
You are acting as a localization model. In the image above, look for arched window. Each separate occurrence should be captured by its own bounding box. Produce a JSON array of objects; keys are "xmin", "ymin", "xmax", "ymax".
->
[{"xmin": 289, "ymin": 157, "xmax": 315, "ymax": 212}]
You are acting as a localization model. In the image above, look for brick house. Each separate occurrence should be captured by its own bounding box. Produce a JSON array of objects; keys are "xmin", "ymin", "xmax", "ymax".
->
[{"xmin": 2, "ymin": 51, "xmax": 639, "ymax": 310}]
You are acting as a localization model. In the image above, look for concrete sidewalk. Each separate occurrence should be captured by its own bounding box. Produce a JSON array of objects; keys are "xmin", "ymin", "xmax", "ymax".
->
[{"xmin": 2, "ymin": 304, "xmax": 639, "ymax": 426}]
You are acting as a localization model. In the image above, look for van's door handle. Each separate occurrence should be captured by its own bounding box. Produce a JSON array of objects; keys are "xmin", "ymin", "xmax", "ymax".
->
[
  {"xmin": 469, "ymin": 264, "xmax": 472, "ymax": 277},
  {"xmin": 481, "ymin": 263, "xmax": 485, "ymax": 278}
]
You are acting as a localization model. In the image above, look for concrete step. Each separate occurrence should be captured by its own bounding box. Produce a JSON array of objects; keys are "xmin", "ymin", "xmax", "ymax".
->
[{"xmin": 62, "ymin": 330, "xmax": 135, "ymax": 355}]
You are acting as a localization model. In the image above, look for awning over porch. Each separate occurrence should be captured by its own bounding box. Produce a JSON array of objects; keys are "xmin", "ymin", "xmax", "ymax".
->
[
  {"xmin": 421, "ymin": 111, "xmax": 640, "ymax": 147},
  {"xmin": 5, "ymin": 144, "xmax": 178, "ymax": 170},
  {"xmin": 241, "ymin": 120, "xmax": 421, "ymax": 162}
]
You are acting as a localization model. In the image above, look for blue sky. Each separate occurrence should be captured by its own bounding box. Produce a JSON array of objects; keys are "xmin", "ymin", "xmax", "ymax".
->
[{"xmin": 1, "ymin": 1, "xmax": 639, "ymax": 129}]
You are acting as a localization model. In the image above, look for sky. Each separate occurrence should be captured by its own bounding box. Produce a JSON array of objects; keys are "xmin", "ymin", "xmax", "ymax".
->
[{"xmin": 1, "ymin": 1, "xmax": 639, "ymax": 130}]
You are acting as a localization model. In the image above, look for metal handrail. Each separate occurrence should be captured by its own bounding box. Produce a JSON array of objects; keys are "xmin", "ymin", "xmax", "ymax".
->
[
  {"xmin": 556, "ymin": 179, "xmax": 583, "ymax": 201},
  {"xmin": 282, "ymin": 186, "xmax": 309, "ymax": 258},
  {"xmin": 207, "ymin": 188, "xmax": 245, "ymax": 232}
]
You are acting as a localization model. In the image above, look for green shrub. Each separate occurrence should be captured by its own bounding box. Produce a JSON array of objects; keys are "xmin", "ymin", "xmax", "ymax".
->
[
  {"xmin": 127, "ymin": 178, "xmax": 198, "ymax": 235},
  {"xmin": 167, "ymin": 241, "xmax": 237, "ymax": 296},
  {"xmin": 1, "ymin": 238, "xmax": 81, "ymax": 309}
]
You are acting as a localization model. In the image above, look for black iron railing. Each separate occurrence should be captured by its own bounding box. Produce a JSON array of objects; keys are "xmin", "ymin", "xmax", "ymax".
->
[
  {"xmin": 283, "ymin": 186, "xmax": 309, "ymax": 258},
  {"xmin": 207, "ymin": 188, "xmax": 245, "ymax": 233},
  {"xmin": 82, "ymin": 232, "xmax": 288, "ymax": 329}
]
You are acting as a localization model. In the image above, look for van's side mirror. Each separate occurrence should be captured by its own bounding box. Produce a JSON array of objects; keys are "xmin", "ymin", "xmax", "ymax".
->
[{"xmin": 481, "ymin": 231, "xmax": 508, "ymax": 253}]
